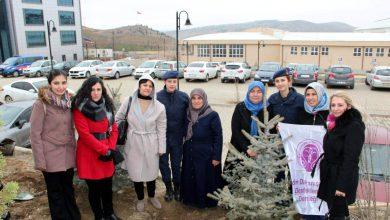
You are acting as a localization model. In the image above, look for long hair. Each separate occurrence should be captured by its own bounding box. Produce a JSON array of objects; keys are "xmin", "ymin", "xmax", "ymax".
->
[{"xmin": 71, "ymin": 76, "xmax": 115, "ymax": 112}]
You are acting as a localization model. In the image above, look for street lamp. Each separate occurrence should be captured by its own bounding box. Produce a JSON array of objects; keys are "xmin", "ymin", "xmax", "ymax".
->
[
  {"xmin": 46, "ymin": 20, "xmax": 57, "ymax": 71},
  {"xmin": 176, "ymin": 10, "xmax": 191, "ymax": 90}
]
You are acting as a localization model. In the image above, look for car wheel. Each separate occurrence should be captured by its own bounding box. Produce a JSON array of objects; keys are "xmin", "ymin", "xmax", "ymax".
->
[
  {"xmin": 185, "ymin": 79, "xmax": 190, "ymax": 82},
  {"xmin": 326, "ymin": 84, "xmax": 331, "ymax": 89},
  {"xmin": 365, "ymin": 78, "xmax": 369, "ymax": 85},
  {"xmin": 221, "ymin": 79, "xmax": 224, "ymax": 83},
  {"xmin": 13, "ymin": 71, "xmax": 19, "ymax": 77},
  {"xmin": 37, "ymin": 71, "xmax": 42, "ymax": 77},
  {"xmin": 114, "ymin": 72, "xmax": 120, "ymax": 79},
  {"xmin": 370, "ymin": 84, "xmax": 375, "ymax": 90},
  {"xmin": 86, "ymin": 71, "xmax": 91, "ymax": 78},
  {"xmin": 205, "ymin": 74, "xmax": 209, "ymax": 82},
  {"xmin": 150, "ymin": 72, "xmax": 156, "ymax": 79},
  {"xmin": 4, "ymin": 95, "xmax": 13, "ymax": 103}
]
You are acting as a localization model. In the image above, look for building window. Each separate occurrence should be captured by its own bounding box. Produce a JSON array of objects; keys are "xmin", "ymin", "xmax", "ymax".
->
[
  {"xmin": 73, "ymin": 53, "xmax": 77, "ymax": 61},
  {"xmin": 301, "ymin": 47, "xmax": 308, "ymax": 55},
  {"xmin": 25, "ymin": 31, "xmax": 46, "ymax": 47},
  {"xmin": 229, "ymin": 44, "xmax": 244, "ymax": 57},
  {"xmin": 22, "ymin": 0, "xmax": 42, "ymax": 4},
  {"xmin": 23, "ymin": 9, "xmax": 44, "ymax": 25},
  {"xmin": 59, "ymin": 11, "xmax": 75, "ymax": 25},
  {"xmin": 321, "ymin": 47, "xmax": 329, "ymax": 55},
  {"xmin": 62, "ymin": 55, "xmax": 66, "ymax": 61},
  {"xmin": 311, "ymin": 47, "xmax": 318, "ymax": 55},
  {"xmin": 290, "ymin": 46, "xmax": 297, "ymax": 55},
  {"xmin": 197, "ymin": 44, "xmax": 210, "ymax": 57},
  {"xmin": 212, "ymin": 44, "xmax": 226, "ymax": 57},
  {"xmin": 60, "ymin": 31, "xmax": 77, "ymax": 45},
  {"xmin": 58, "ymin": 0, "xmax": 74, "ymax": 6},
  {"xmin": 365, "ymin": 48, "xmax": 373, "ymax": 56},
  {"xmin": 353, "ymin": 48, "xmax": 362, "ymax": 56},
  {"xmin": 376, "ymin": 48, "xmax": 384, "ymax": 57}
]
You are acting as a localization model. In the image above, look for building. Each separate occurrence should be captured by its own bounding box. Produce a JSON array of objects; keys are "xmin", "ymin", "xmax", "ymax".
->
[
  {"xmin": 2, "ymin": 0, "xmax": 83, "ymax": 62},
  {"xmin": 180, "ymin": 32, "xmax": 390, "ymax": 71},
  {"xmin": 355, "ymin": 18, "xmax": 390, "ymax": 33},
  {"xmin": 84, "ymin": 48, "xmax": 113, "ymax": 60},
  {"xmin": 0, "ymin": 0, "xmax": 12, "ymax": 62}
]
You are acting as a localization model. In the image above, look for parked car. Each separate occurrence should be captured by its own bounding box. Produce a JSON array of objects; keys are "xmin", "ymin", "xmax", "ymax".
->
[
  {"xmin": 291, "ymin": 64, "xmax": 319, "ymax": 85},
  {"xmin": 365, "ymin": 66, "xmax": 390, "ymax": 90},
  {"xmin": 54, "ymin": 61, "xmax": 80, "ymax": 74},
  {"xmin": 220, "ymin": 62, "xmax": 251, "ymax": 83},
  {"xmin": 325, "ymin": 65, "xmax": 355, "ymax": 89},
  {"xmin": 155, "ymin": 61, "xmax": 186, "ymax": 79},
  {"xmin": 0, "ymin": 55, "xmax": 45, "ymax": 77},
  {"xmin": 0, "ymin": 100, "xmax": 34, "ymax": 148},
  {"xmin": 96, "ymin": 61, "xmax": 135, "ymax": 79},
  {"xmin": 134, "ymin": 60, "xmax": 164, "ymax": 79},
  {"xmin": 254, "ymin": 62, "xmax": 282, "ymax": 84},
  {"xmin": 0, "ymin": 78, "xmax": 48, "ymax": 103},
  {"xmin": 68, "ymin": 60, "xmax": 103, "ymax": 78},
  {"xmin": 23, "ymin": 60, "xmax": 57, "ymax": 77},
  {"xmin": 184, "ymin": 61, "xmax": 218, "ymax": 82}
]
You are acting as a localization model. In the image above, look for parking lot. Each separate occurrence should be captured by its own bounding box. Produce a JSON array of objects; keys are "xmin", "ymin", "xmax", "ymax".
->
[{"xmin": 1, "ymin": 75, "xmax": 389, "ymax": 143}]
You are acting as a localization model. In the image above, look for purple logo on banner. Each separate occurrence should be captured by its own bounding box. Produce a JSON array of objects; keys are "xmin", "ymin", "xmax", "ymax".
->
[{"xmin": 297, "ymin": 139, "xmax": 322, "ymax": 172}]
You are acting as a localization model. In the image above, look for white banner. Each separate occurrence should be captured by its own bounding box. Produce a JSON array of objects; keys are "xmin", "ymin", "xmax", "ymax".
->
[{"xmin": 279, "ymin": 123, "xmax": 329, "ymax": 215}]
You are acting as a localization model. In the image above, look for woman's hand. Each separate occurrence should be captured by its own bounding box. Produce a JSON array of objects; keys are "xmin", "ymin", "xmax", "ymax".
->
[
  {"xmin": 212, "ymin": 160, "xmax": 220, "ymax": 166},
  {"xmin": 335, "ymin": 190, "xmax": 346, "ymax": 197},
  {"xmin": 246, "ymin": 149, "xmax": 257, "ymax": 158}
]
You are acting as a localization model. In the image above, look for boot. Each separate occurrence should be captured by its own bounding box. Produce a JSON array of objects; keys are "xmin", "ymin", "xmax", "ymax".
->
[
  {"xmin": 136, "ymin": 200, "xmax": 145, "ymax": 212},
  {"xmin": 173, "ymin": 183, "xmax": 181, "ymax": 201},
  {"xmin": 164, "ymin": 181, "xmax": 174, "ymax": 202},
  {"xmin": 104, "ymin": 214, "xmax": 122, "ymax": 220},
  {"xmin": 149, "ymin": 197, "xmax": 162, "ymax": 209}
]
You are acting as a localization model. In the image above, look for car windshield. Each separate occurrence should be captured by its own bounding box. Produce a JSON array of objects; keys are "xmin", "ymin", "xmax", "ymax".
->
[
  {"xmin": 297, "ymin": 65, "xmax": 315, "ymax": 72},
  {"xmin": 161, "ymin": 63, "xmax": 173, "ymax": 69},
  {"xmin": 188, "ymin": 63, "xmax": 204, "ymax": 68},
  {"xmin": 377, "ymin": 69, "xmax": 390, "ymax": 76},
  {"xmin": 260, "ymin": 64, "xmax": 279, "ymax": 71},
  {"xmin": 76, "ymin": 61, "xmax": 92, "ymax": 67},
  {"xmin": 331, "ymin": 67, "xmax": 351, "ymax": 74},
  {"xmin": 101, "ymin": 62, "xmax": 115, "ymax": 67},
  {"xmin": 54, "ymin": 63, "xmax": 64, "ymax": 68},
  {"xmin": 360, "ymin": 144, "xmax": 390, "ymax": 180},
  {"xmin": 2, "ymin": 57, "xmax": 18, "ymax": 65},
  {"xmin": 226, "ymin": 65, "xmax": 240, "ymax": 70},
  {"xmin": 32, "ymin": 80, "xmax": 48, "ymax": 89},
  {"xmin": 139, "ymin": 62, "xmax": 156, "ymax": 68},
  {"xmin": 0, "ymin": 105, "xmax": 23, "ymax": 126},
  {"xmin": 30, "ymin": 61, "xmax": 44, "ymax": 67}
]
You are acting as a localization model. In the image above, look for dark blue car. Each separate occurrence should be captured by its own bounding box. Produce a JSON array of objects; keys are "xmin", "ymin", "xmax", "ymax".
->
[{"xmin": 0, "ymin": 55, "xmax": 45, "ymax": 77}]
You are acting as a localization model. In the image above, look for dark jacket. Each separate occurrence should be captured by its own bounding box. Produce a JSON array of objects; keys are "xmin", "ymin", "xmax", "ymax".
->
[
  {"xmin": 317, "ymin": 108, "xmax": 365, "ymax": 205},
  {"xmin": 268, "ymin": 88, "xmax": 304, "ymax": 124},
  {"xmin": 181, "ymin": 111, "xmax": 223, "ymax": 208},
  {"xmin": 297, "ymin": 109, "xmax": 329, "ymax": 127},
  {"xmin": 157, "ymin": 88, "xmax": 189, "ymax": 147}
]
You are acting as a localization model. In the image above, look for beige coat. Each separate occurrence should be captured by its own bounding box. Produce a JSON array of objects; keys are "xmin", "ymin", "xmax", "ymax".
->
[
  {"xmin": 30, "ymin": 87, "xmax": 76, "ymax": 172},
  {"xmin": 115, "ymin": 75, "xmax": 166, "ymax": 182}
]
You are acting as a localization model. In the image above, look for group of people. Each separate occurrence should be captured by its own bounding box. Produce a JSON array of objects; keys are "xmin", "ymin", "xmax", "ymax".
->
[{"xmin": 30, "ymin": 67, "xmax": 364, "ymax": 220}]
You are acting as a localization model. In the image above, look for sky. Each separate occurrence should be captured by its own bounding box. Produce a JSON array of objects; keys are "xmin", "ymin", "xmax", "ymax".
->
[{"xmin": 80, "ymin": 0, "xmax": 390, "ymax": 31}]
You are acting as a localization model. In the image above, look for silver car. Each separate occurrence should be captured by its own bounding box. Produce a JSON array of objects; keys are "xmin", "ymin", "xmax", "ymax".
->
[
  {"xmin": 325, "ymin": 65, "xmax": 355, "ymax": 89},
  {"xmin": 366, "ymin": 66, "xmax": 390, "ymax": 90},
  {"xmin": 23, "ymin": 60, "xmax": 57, "ymax": 77},
  {"xmin": 155, "ymin": 61, "xmax": 186, "ymax": 79},
  {"xmin": 254, "ymin": 62, "xmax": 282, "ymax": 84},
  {"xmin": 0, "ymin": 100, "xmax": 34, "ymax": 148},
  {"xmin": 96, "ymin": 61, "xmax": 135, "ymax": 79}
]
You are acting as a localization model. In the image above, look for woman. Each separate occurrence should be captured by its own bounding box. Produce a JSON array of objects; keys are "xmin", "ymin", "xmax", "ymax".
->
[
  {"xmin": 268, "ymin": 68, "xmax": 304, "ymax": 124},
  {"xmin": 318, "ymin": 92, "xmax": 365, "ymax": 219},
  {"xmin": 72, "ymin": 77, "xmax": 120, "ymax": 220},
  {"xmin": 181, "ymin": 88, "xmax": 223, "ymax": 209},
  {"xmin": 115, "ymin": 75, "xmax": 166, "ymax": 212},
  {"xmin": 30, "ymin": 69, "xmax": 81, "ymax": 220},
  {"xmin": 298, "ymin": 82, "xmax": 329, "ymax": 127}
]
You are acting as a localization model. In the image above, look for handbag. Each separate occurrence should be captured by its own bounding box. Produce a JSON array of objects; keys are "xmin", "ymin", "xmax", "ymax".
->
[{"xmin": 116, "ymin": 97, "xmax": 132, "ymax": 145}]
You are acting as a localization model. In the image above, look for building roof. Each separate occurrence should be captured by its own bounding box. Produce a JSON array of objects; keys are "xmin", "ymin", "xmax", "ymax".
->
[
  {"xmin": 184, "ymin": 32, "xmax": 278, "ymax": 41},
  {"xmin": 355, "ymin": 18, "xmax": 390, "ymax": 31}
]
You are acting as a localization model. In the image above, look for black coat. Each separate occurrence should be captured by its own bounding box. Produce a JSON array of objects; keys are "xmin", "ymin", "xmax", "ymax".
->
[
  {"xmin": 268, "ymin": 87, "xmax": 304, "ymax": 124},
  {"xmin": 297, "ymin": 109, "xmax": 329, "ymax": 127},
  {"xmin": 317, "ymin": 108, "xmax": 365, "ymax": 205}
]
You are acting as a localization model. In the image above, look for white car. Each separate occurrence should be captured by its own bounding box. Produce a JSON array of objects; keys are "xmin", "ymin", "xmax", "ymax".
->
[
  {"xmin": 366, "ymin": 66, "xmax": 390, "ymax": 90},
  {"xmin": 0, "ymin": 78, "xmax": 48, "ymax": 103},
  {"xmin": 23, "ymin": 60, "xmax": 57, "ymax": 77},
  {"xmin": 134, "ymin": 60, "xmax": 164, "ymax": 79},
  {"xmin": 184, "ymin": 61, "xmax": 218, "ymax": 82},
  {"xmin": 220, "ymin": 62, "xmax": 251, "ymax": 83},
  {"xmin": 68, "ymin": 60, "xmax": 103, "ymax": 78},
  {"xmin": 96, "ymin": 61, "xmax": 135, "ymax": 79}
]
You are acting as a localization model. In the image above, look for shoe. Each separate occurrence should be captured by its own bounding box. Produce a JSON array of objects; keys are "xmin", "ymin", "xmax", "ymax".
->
[
  {"xmin": 164, "ymin": 182, "xmax": 174, "ymax": 202},
  {"xmin": 173, "ymin": 183, "xmax": 181, "ymax": 201},
  {"xmin": 136, "ymin": 200, "xmax": 145, "ymax": 212},
  {"xmin": 148, "ymin": 197, "xmax": 162, "ymax": 209},
  {"xmin": 104, "ymin": 214, "xmax": 122, "ymax": 220}
]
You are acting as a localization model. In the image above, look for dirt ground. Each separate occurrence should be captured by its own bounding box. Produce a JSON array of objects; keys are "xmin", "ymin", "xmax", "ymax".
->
[{"xmin": 3, "ymin": 152, "xmax": 227, "ymax": 220}]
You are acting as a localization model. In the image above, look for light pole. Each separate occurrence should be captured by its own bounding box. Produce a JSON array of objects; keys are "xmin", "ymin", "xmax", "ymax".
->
[
  {"xmin": 46, "ymin": 20, "xmax": 57, "ymax": 71},
  {"xmin": 176, "ymin": 10, "xmax": 191, "ymax": 90}
]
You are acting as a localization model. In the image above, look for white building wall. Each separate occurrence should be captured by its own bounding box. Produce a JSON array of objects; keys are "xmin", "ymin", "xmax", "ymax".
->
[{"xmin": 5, "ymin": 0, "xmax": 83, "ymax": 61}]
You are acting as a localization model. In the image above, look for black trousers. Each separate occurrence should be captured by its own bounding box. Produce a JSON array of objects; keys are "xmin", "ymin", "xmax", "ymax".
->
[
  {"xmin": 328, "ymin": 196, "xmax": 349, "ymax": 219},
  {"xmin": 42, "ymin": 168, "xmax": 81, "ymax": 220},
  {"xmin": 85, "ymin": 177, "xmax": 114, "ymax": 219},
  {"xmin": 134, "ymin": 180, "xmax": 156, "ymax": 200},
  {"xmin": 159, "ymin": 144, "xmax": 183, "ymax": 185}
]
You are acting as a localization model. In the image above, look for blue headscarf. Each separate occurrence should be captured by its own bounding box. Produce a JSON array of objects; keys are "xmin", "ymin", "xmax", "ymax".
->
[
  {"xmin": 304, "ymin": 82, "xmax": 329, "ymax": 114},
  {"xmin": 244, "ymin": 81, "xmax": 266, "ymax": 136}
]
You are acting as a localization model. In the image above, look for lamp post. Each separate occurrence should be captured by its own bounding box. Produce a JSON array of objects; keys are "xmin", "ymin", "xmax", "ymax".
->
[
  {"xmin": 176, "ymin": 10, "xmax": 191, "ymax": 90},
  {"xmin": 46, "ymin": 20, "xmax": 57, "ymax": 71}
]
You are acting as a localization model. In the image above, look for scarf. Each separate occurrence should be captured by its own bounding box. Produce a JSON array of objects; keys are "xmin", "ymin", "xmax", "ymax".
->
[
  {"xmin": 185, "ymin": 88, "xmax": 213, "ymax": 141},
  {"xmin": 78, "ymin": 98, "xmax": 108, "ymax": 122},
  {"xmin": 304, "ymin": 82, "xmax": 329, "ymax": 114},
  {"xmin": 326, "ymin": 113, "xmax": 336, "ymax": 131},
  {"xmin": 243, "ymin": 81, "xmax": 266, "ymax": 136},
  {"xmin": 46, "ymin": 88, "xmax": 71, "ymax": 110}
]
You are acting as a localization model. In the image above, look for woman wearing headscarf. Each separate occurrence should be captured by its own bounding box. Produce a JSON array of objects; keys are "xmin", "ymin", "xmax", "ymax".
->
[
  {"xmin": 180, "ymin": 88, "xmax": 223, "ymax": 209},
  {"xmin": 298, "ymin": 82, "xmax": 329, "ymax": 127}
]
